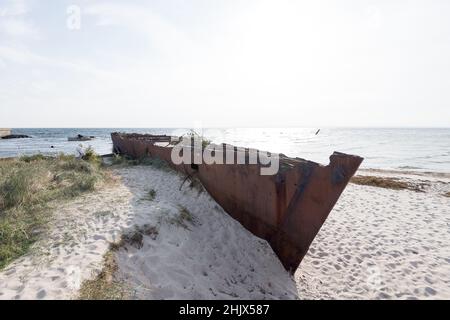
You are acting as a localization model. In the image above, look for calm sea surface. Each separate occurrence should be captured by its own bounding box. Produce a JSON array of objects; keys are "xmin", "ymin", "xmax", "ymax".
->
[{"xmin": 1, "ymin": 128, "xmax": 449, "ymax": 172}]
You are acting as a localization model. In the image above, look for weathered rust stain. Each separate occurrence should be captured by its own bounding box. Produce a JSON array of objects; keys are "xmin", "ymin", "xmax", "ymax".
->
[{"xmin": 111, "ymin": 132, "xmax": 363, "ymax": 272}]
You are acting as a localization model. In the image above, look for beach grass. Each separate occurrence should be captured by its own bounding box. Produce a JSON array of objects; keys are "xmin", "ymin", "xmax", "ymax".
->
[
  {"xmin": 78, "ymin": 250, "xmax": 129, "ymax": 300},
  {"xmin": 186, "ymin": 130, "xmax": 212, "ymax": 149},
  {"xmin": 110, "ymin": 154, "xmax": 171, "ymax": 171},
  {"xmin": 166, "ymin": 205, "xmax": 195, "ymax": 229},
  {"xmin": 78, "ymin": 224, "xmax": 160, "ymax": 299},
  {"xmin": 0, "ymin": 152, "xmax": 110, "ymax": 269},
  {"xmin": 109, "ymin": 224, "xmax": 159, "ymax": 251}
]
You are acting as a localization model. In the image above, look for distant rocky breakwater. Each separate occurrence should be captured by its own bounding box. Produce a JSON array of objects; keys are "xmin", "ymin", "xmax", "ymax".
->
[
  {"xmin": 0, "ymin": 128, "xmax": 31, "ymax": 139},
  {"xmin": 1, "ymin": 134, "xmax": 31, "ymax": 139}
]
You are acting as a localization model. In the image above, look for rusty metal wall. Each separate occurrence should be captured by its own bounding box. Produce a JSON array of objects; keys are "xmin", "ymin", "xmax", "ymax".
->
[{"xmin": 111, "ymin": 133, "xmax": 363, "ymax": 271}]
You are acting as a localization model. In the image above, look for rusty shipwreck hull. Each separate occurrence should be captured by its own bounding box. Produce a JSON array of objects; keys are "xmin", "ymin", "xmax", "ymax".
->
[{"xmin": 111, "ymin": 132, "xmax": 363, "ymax": 272}]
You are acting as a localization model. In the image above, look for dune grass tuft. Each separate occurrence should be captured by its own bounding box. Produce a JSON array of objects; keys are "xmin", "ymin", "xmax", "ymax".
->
[
  {"xmin": 141, "ymin": 189, "xmax": 156, "ymax": 202},
  {"xmin": 81, "ymin": 146, "xmax": 101, "ymax": 165},
  {"xmin": 78, "ymin": 251, "xmax": 129, "ymax": 300},
  {"xmin": 110, "ymin": 224, "xmax": 159, "ymax": 251},
  {"xmin": 19, "ymin": 154, "xmax": 49, "ymax": 163},
  {"xmin": 164, "ymin": 205, "xmax": 196, "ymax": 230},
  {"xmin": 79, "ymin": 223, "xmax": 159, "ymax": 300},
  {"xmin": 0, "ymin": 152, "xmax": 110, "ymax": 269}
]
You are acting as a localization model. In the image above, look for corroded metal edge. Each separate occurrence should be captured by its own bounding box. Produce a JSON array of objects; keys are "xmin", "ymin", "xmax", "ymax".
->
[{"xmin": 111, "ymin": 132, "xmax": 363, "ymax": 272}]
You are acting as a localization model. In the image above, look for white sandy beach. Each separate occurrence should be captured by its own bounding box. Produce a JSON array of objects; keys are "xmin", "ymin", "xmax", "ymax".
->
[
  {"xmin": 296, "ymin": 169, "xmax": 450, "ymax": 299},
  {"xmin": 0, "ymin": 165, "xmax": 449, "ymax": 299}
]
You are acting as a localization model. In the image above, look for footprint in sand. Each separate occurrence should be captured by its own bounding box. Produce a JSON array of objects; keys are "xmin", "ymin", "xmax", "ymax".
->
[{"xmin": 36, "ymin": 289, "xmax": 46, "ymax": 299}]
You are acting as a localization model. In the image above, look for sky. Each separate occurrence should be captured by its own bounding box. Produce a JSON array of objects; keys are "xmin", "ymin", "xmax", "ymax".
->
[{"xmin": 0, "ymin": 0, "xmax": 449, "ymax": 128}]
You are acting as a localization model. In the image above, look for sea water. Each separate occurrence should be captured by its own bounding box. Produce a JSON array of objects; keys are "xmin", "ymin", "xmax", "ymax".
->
[{"xmin": 0, "ymin": 128, "xmax": 449, "ymax": 172}]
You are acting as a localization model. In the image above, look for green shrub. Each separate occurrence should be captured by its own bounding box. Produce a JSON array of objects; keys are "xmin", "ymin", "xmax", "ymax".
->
[{"xmin": 81, "ymin": 146, "xmax": 101, "ymax": 165}]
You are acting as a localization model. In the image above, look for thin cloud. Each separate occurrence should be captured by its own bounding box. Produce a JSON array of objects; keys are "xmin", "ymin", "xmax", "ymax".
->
[
  {"xmin": 1, "ymin": 0, "xmax": 449, "ymax": 127},
  {"xmin": 0, "ymin": 18, "xmax": 37, "ymax": 37},
  {"xmin": 84, "ymin": 3, "xmax": 194, "ymax": 58},
  {"xmin": 0, "ymin": 0, "xmax": 38, "ymax": 38},
  {"xmin": 0, "ymin": 45, "xmax": 116, "ymax": 82},
  {"xmin": 0, "ymin": 0, "xmax": 29, "ymax": 16}
]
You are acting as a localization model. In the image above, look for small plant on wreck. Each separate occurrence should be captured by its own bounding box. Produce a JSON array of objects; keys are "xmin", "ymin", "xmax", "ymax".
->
[{"xmin": 186, "ymin": 130, "xmax": 212, "ymax": 149}]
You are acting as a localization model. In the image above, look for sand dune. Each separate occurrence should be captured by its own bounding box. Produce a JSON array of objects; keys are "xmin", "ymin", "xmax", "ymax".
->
[
  {"xmin": 113, "ymin": 166, "xmax": 297, "ymax": 299},
  {"xmin": 0, "ymin": 181, "xmax": 134, "ymax": 299},
  {"xmin": 0, "ymin": 166, "xmax": 449, "ymax": 299},
  {"xmin": 0, "ymin": 165, "xmax": 296, "ymax": 300}
]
